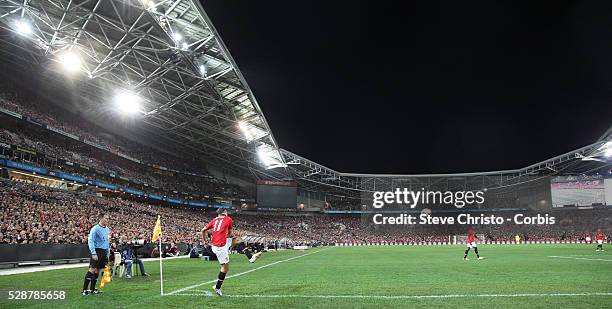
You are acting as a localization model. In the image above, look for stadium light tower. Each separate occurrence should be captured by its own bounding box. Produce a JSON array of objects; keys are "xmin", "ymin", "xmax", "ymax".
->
[
  {"xmin": 14, "ymin": 20, "xmax": 32, "ymax": 35},
  {"xmin": 59, "ymin": 51, "xmax": 81, "ymax": 73},
  {"xmin": 114, "ymin": 90, "xmax": 142, "ymax": 115}
]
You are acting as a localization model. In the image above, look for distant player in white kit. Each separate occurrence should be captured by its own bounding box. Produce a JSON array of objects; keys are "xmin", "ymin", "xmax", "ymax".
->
[
  {"xmin": 585, "ymin": 233, "xmax": 592, "ymax": 244},
  {"xmin": 202, "ymin": 208, "xmax": 260, "ymax": 296}
]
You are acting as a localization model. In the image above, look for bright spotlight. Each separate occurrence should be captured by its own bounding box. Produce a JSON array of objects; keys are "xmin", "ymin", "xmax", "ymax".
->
[
  {"xmin": 182, "ymin": 42, "xmax": 189, "ymax": 50},
  {"xmin": 238, "ymin": 121, "xmax": 254, "ymax": 142},
  {"xmin": 604, "ymin": 142, "xmax": 612, "ymax": 157},
  {"xmin": 198, "ymin": 64, "xmax": 207, "ymax": 77},
  {"xmin": 257, "ymin": 148, "xmax": 274, "ymax": 166},
  {"xmin": 114, "ymin": 91, "xmax": 142, "ymax": 115},
  {"xmin": 14, "ymin": 20, "xmax": 32, "ymax": 35},
  {"xmin": 173, "ymin": 32, "xmax": 182, "ymax": 42},
  {"xmin": 59, "ymin": 51, "xmax": 81, "ymax": 73},
  {"xmin": 141, "ymin": 0, "xmax": 155, "ymax": 8}
]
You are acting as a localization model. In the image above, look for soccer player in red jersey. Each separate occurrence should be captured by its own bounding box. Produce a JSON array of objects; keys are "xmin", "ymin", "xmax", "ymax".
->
[
  {"xmin": 203, "ymin": 208, "xmax": 234, "ymax": 296},
  {"xmin": 596, "ymin": 230, "xmax": 604, "ymax": 252},
  {"xmin": 463, "ymin": 228, "xmax": 483, "ymax": 260},
  {"xmin": 202, "ymin": 208, "xmax": 261, "ymax": 296}
]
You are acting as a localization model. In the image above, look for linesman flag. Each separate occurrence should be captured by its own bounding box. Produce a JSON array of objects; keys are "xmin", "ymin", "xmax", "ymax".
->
[
  {"xmin": 152, "ymin": 215, "xmax": 162, "ymax": 242},
  {"xmin": 100, "ymin": 265, "xmax": 112, "ymax": 288}
]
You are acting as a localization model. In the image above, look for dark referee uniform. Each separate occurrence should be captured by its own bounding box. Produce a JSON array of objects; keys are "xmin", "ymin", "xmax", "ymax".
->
[{"xmin": 82, "ymin": 223, "xmax": 110, "ymax": 294}]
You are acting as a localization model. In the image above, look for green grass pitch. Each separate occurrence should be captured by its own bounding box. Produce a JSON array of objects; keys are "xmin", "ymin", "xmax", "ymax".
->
[{"xmin": 0, "ymin": 244, "xmax": 611, "ymax": 308}]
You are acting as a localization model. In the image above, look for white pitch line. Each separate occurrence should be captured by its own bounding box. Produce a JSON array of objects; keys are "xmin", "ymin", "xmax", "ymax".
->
[
  {"xmin": 168, "ymin": 292, "xmax": 612, "ymax": 299},
  {"xmin": 166, "ymin": 249, "xmax": 327, "ymax": 295},
  {"xmin": 548, "ymin": 256, "xmax": 612, "ymax": 262}
]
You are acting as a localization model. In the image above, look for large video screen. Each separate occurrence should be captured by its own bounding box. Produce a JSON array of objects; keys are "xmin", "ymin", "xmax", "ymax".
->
[
  {"xmin": 551, "ymin": 175, "xmax": 606, "ymax": 207},
  {"xmin": 256, "ymin": 180, "xmax": 297, "ymax": 209}
]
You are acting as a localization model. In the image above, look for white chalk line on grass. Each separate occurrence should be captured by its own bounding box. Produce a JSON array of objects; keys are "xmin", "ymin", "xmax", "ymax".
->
[
  {"xmin": 548, "ymin": 256, "xmax": 612, "ymax": 262},
  {"xmin": 167, "ymin": 292, "xmax": 612, "ymax": 299},
  {"xmin": 166, "ymin": 248, "xmax": 328, "ymax": 296}
]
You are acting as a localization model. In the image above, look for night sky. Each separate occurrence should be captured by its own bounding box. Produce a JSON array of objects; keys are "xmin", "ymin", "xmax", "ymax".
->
[{"xmin": 201, "ymin": 1, "xmax": 612, "ymax": 174}]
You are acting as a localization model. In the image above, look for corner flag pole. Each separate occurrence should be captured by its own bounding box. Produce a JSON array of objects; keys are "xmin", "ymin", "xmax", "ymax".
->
[
  {"xmin": 153, "ymin": 215, "xmax": 164, "ymax": 296},
  {"xmin": 159, "ymin": 236, "xmax": 164, "ymax": 296}
]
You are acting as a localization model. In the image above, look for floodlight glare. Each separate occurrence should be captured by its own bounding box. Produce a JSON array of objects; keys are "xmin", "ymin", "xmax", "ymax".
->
[
  {"xmin": 173, "ymin": 32, "xmax": 182, "ymax": 42},
  {"xmin": 182, "ymin": 42, "xmax": 189, "ymax": 50},
  {"xmin": 257, "ymin": 148, "xmax": 274, "ymax": 166},
  {"xmin": 114, "ymin": 91, "xmax": 142, "ymax": 115},
  {"xmin": 238, "ymin": 121, "xmax": 254, "ymax": 142},
  {"xmin": 604, "ymin": 142, "xmax": 612, "ymax": 157},
  {"xmin": 141, "ymin": 0, "xmax": 155, "ymax": 8},
  {"xmin": 15, "ymin": 20, "xmax": 32, "ymax": 35},
  {"xmin": 59, "ymin": 51, "xmax": 81, "ymax": 73},
  {"xmin": 198, "ymin": 64, "xmax": 207, "ymax": 77}
]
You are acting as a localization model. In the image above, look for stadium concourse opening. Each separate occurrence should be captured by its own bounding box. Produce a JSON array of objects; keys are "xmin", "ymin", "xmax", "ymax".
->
[{"xmin": 0, "ymin": 0, "xmax": 611, "ymax": 308}]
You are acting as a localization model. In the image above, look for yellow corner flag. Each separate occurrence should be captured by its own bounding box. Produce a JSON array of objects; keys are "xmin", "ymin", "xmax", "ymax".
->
[
  {"xmin": 152, "ymin": 215, "xmax": 162, "ymax": 242},
  {"xmin": 152, "ymin": 215, "xmax": 165, "ymax": 295},
  {"xmin": 100, "ymin": 265, "xmax": 112, "ymax": 288}
]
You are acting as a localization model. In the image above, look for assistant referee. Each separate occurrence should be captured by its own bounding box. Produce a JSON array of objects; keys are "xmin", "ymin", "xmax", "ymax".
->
[{"xmin": 81, "ymin": 214, "xmax": 110, "ymax": 295}]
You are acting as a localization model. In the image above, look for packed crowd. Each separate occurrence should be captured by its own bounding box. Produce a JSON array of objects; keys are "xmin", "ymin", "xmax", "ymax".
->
[
  {"xmin": 2, "ymin": 180, "xmax": 609, "ymax": 247},
  {"xmin": 0, "ymin": 98, "xmax": 246, "ymax": 199},
  {"xmin": 0, "ymin": 180, "xmax": 208, "ymax": 245}
]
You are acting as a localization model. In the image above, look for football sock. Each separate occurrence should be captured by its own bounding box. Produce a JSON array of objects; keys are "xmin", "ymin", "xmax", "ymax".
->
[
  {"xmin": 83, "ymin": 271, "xmax": 94, "ymax": 291},
  {"xmin": 474, "ymin": 247, "xmax": 480, "ymax": 258},
  {"xmin": 216, "ymin": 271, "xmax": 227, "ymax": 289},
  {"xmin": 464, "ymin": 248, "xmax": 470, "ymax": 258},
  {"xmin": 90, "ymin": 272, "xmax": 98, "ymax": 290},
  {"xmin": 244, "ymin": 249, "xmax": 253, "ymax": 259},
  {"xmin": 236, "ymin": 242, "xmax": 254, "ymax": 259}
]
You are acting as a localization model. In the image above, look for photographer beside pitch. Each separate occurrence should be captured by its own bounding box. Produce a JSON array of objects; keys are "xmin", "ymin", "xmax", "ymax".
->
[
  {"xmin": 118, "ymin": 236, "xmax": 150, "ymax": 278},
  {"xmin": 82, "ymin": 214, "xmax": 110, "ymax": 295}
]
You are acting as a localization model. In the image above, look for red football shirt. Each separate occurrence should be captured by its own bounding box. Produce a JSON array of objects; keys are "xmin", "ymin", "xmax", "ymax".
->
[
  {"xmin": 597, "ymin": 232, "xmax": 603, "ymax": 240},
  {"xmin": 205, "ymin": 215, "xmax": 234, "ymax": 247},
  {"xmin": 468, "ymin": 231, "xmax": 475, "ymax": 243}
]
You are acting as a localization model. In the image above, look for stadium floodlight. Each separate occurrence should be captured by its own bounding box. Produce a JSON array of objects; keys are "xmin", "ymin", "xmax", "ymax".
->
[
  {"xmin": 59, "ymin": 51, "xmax": 81, "ymax": 73},
  {"xmin": 173, "ymin": 32, "xmax": 183, "ymax": 42},
  {"xmin": 604, "ymin": 142, "xmax": 612, "ymax": 157},
  {"xmin": 114, "ymin": 90, "xmax": 142, "ymax": 115},
  {"xmin": 198, "ymin": 64, "xmax": 207, "ymax": 77},
  {"xmin": 182, "ymin": 42, "xmax": 189, "ymax": 50},
  {"xmin": 257, "ymin": 148, "xmax": 275, "ymax": 166},
  {"xmin": 141, "ymin": 0, "xmax": 155, "ymax": 8},
  {"xmin": 238, "ymin": 121, "xmax": 254, "ymax": 142},
  {"xmin": 257, "ymin": 146, "xmax": 287, "ymax": 169},
  {"xmin": 14, "ymin": 20, "xmax": 32, "ymax": 35}
]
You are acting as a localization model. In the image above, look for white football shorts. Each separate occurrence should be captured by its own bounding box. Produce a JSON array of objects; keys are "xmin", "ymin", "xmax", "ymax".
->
[{"xmin": 212, "ymin": 238, "xmax": 232, "ymax": 264}]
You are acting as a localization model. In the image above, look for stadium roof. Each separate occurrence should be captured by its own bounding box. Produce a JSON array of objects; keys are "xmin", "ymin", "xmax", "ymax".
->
[
  {"xmin": 0, "ymin": 0, "xmax": 288, "ymax": 179},
  {"xmin": 0, "ymin": 0, "xmax": 610, "ymax": 194}
]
